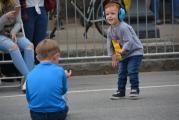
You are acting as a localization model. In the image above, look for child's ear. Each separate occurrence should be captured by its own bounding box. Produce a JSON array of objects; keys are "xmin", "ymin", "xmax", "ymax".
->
[
  {"xmin": 51, "ymin": 54, "xmax": 58, "ymax": 60},
  {"xmin": 36, "ymin": 55, "xmax": 41, "ymax": 61}
]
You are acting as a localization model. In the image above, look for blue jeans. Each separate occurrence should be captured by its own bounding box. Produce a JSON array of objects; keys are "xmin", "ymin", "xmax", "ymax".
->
[
  {"xmin": 22, "ymin": 7, "xmax": 48, "ymax": 48},
  {"xmin": 117, "ymin": 55, "xmax": 143, "ymax": 94},
  {"xmin": 30, "ymin": 106, "xmax": 68, "ymax": 120},
  {"xmin": 151, "ymin": 0, "xmax": 160, "ymax": 20},
  {"xmin": 0, "ymin": 35, "xmax": 34, "ymax": 78},
  {"xmin": 173, "ymin": 0, "xmax": 179, "ymax": 17}
]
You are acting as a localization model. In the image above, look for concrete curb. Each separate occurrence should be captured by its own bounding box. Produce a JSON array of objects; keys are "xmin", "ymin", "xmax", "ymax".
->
[{"xmin": 60, "ymin": 57, "xmax": 179, "ymax": 76}]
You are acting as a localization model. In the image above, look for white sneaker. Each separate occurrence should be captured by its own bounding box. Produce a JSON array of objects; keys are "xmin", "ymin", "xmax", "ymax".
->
[
  {"xmin": 129, "ymin": 89, "xmax": 139, "ymax": 97},
  {"xmin": 21, "ymin": 81, "xmax": 26, "ymax": 94}
]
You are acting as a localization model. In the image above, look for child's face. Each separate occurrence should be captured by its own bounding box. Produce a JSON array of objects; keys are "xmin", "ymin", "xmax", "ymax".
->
[{"xmin": 105, "ymin": 4, "xmax": 119, "ymax": 25}]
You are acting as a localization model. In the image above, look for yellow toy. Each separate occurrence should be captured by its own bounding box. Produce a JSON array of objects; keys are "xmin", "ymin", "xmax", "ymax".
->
[
  {"xmin": 122, "ymin": 0, "xmax": 131, "ymax": 12},
  {"xmin": 112, "ymin": 39, "xmax": 122, "ymax": 60}
]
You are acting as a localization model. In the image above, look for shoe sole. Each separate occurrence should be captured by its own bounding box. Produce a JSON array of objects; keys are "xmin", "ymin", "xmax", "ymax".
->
[
  {"xmin": 110, "ymin": 96, "xmax": 125, "ymax": 100},
  {"xmin": 129, "ymin": 94, "xmax": 139, "ymax": 97},
  {"xmin": 128, "ymin": 95, "xmax": 139, "ymax": 100}
]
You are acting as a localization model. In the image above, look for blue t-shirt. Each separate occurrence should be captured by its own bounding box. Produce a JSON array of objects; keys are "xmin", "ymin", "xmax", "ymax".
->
[{"xmin": 26, "ymin": 61, "xmax": 68, "ymax": 112}]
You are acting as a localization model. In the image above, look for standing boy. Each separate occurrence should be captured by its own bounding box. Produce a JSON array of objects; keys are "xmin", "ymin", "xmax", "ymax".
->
[
  {"xmin": 26, "ymin": 39, "xmax": 72, "ymax": 120},
  {"xmin": 103, "ymin": 0, "xmax": 144, "ymax": 98}
]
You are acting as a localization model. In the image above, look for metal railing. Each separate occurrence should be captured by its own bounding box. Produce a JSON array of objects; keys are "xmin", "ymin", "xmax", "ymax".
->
[
  {"xmin": 49, "ymin": 0, "xmax": 179, "ymax": 59},
  {"xmin": 0, "ymin": 52, "xmax": 23, "ymax": 86},
  {"xmin": 1, "ymin": 0, "xmax": 179, "ymax": 83}
]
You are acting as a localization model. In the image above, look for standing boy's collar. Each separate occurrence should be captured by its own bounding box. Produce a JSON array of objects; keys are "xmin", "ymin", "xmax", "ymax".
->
[{"xmin": 111, "ymin": 22, "xmax": 120, "ymax": 28}]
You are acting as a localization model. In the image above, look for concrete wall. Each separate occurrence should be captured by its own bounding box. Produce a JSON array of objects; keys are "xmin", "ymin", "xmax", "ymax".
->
[{"xmin": 60, "ymin": 56, "xmax": 179, "ymax": 76}]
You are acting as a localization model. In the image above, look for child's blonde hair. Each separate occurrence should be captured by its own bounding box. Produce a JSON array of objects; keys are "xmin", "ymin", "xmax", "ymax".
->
[
  {"xmin": 36, "ymin": 39, "xmax": 60, "ymax": 59},
  {"xmin": 0, "ymin": 0, "xmax": 16, "ymax": 13}
]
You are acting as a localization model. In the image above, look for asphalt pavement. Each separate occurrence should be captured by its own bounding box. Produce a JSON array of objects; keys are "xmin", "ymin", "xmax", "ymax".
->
[{"xmin": 0, "ymin": 71, "xmax": 179, "ymax": 120}]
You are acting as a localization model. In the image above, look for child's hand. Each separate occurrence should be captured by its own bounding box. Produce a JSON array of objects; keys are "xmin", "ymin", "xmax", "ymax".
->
[
  {"xmin": 116, "ymin": 48, "xmax": 124, "ymax": 55},
  {"xmin": 65, "ymin": 69, "xmax": 72, "ymax": 78},
  {"xmin": 112, "ymin": 54, "xmax": 118, "ymax": 68}
]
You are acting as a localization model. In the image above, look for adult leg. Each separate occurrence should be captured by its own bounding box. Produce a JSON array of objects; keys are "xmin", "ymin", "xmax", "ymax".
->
[
  {"xmin": 173, "ymin": 0, "xmax": 179, "ymax": 23},
  {"xmin": 33, "ymin": 7, "xmax": 48, "ymax": 47},
  {"xmin": 151, "ymin": 0, "xmax": 161, "ymax": 24},
  {"xmin": 17, "ymin": 37, "xmax": 34, "ymax": 71},
  {"xmin": 33, "ymin": 7, "xmax": 48, "ymax": 64},
  {"xmin": 22, "ymin": 7, "xmax": 36, "ymax": 43},
  {"xmin": 173, "ymin": 0, "xmax": 179, "ymax": 17},
  {"xmin": 0, "ymin": 36, "xmax": 29, "ymax": 77}
]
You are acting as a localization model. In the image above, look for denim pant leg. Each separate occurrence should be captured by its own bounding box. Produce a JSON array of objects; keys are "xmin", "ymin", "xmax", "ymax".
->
[
  {"xmin": 17, "ymin": 37, "xmax": 34, "ymax": 71},
  {"xmin": 33, "ymin": 7, "xmax": 48, "ymax": 47},
  {"xmin": 30, "ymin": 106, "xmax": 68, "ymax": 120},
  {"xmin": 47, "ymin": 106, "xmax": 69, "ymax": 120},
  {"xmin": 22, "ymin": 7, "xmax": 35, "ymax": 43},
  {"xmin": 0, "ymin": 35, "xmax": 29, "ymax": 77},
  {"xmin": 30, "ymin": 111, "xmax": 46, "ymax": 120},
  {"xmin": 151, "ymin": 0, "xmax": 160, "ymax": 20},
  {"xmin": 22, "ymin": 7, "xmax": 47, "ymax": 64},
  {"xmin": 127, "ymin": 55, "xmax": 143, "ymax": 93},
  {"xmin": 173, "ymin": 0, "xmax": 179, "ymax": 17},
  {"xmin": 22, "ymin": 7, "xmax": 48, "ymax": 47},
  {"xmin": 117, "ymin": 60, "xmax": 128, "ymax": 94}
]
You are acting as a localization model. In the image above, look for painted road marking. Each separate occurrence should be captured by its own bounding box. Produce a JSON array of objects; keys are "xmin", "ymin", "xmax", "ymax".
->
[{"xmin": 0, "ymin": 84, "xmax": 179, "ymax": 99}]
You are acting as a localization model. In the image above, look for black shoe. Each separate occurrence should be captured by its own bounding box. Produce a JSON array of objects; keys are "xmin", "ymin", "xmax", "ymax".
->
[
  {"xmin": 112, "ymin": 91, "xmax": 125, "ymax": 97},
  {"xmin": 22, "ymin": 89, "xmax": 26, "ymax": 94},
  {"xmin": 129, "ymin": 89, "xmax": 139, "ymax": 97}
]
